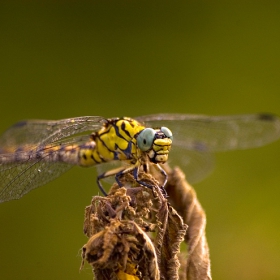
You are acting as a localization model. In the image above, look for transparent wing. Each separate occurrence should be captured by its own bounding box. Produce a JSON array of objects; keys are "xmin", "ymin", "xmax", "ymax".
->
[
  {"xmin": 0, "ymin": 116, "xmax": 107, "ymax": 202},
  {"xmin": 0, "ymin": 158, "xmax": 73, "ymax": 203},
  {"xmin": 0, "ymin": 116, "xmax": 107, "ymax": 150},
  {"xmin": 0, "ymin": 136, "xmax": 95, "ymax": 203},
  {"xmin": 136, "ymin": 113, "xmax": 280, "ymax": 182},
  {"xmin": 96, "ymin": 160, "xmax": 129, "ymax": 184},
  {"xmin": 167, "ymin": 142, "xmax": 214, "ymax": 184},
  {"xmin": 136, "ymin": 113, "xmax": 280, "ymax": 151},
  {"xmin": 95, "ymin": 147, "xmax": 214, "ymax": 185}
]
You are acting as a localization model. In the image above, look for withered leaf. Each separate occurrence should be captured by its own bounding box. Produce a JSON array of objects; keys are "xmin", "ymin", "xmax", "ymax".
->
[{"xmin": 81, "ymin": 167, "xmax": 211, "ymax": 280}]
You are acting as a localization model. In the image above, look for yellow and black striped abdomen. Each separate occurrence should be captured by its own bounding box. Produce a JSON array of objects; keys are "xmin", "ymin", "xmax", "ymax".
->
[{"xmin": 78, "ymin": 117, "xmax": 145, "ymax": 166}]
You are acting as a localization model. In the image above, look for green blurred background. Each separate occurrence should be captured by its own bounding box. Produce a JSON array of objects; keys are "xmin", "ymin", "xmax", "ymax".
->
[{"xmin": 1, "ymin": 1, "xmax": 280, "ymax": 279}]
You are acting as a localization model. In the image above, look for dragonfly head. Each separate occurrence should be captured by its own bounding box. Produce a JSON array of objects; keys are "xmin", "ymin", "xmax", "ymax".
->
[{"xmin": 137, "ymin": 127, "xmax": 173, "ymax": 163}]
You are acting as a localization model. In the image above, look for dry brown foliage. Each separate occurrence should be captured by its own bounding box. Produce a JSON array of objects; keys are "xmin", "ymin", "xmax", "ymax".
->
[{"xmin": 81, "ymin": 166, "xmax": 212, "ymax": 280}]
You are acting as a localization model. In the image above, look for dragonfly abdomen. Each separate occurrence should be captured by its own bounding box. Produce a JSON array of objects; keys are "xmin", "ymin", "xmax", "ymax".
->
[{"xmin": 0, "ymin": 144, "xmax": 85, "ymax": 165}]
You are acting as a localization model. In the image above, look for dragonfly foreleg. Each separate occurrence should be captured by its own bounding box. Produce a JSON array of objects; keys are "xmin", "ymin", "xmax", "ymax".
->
[
  {"xmin": 132, "ymin": 164, "xmax": 168, "ymax": 196},
  {"xmin": 97, "ymin": 165, "xmax": 137, "ymax": 196},
  {"xmin": 153, "ymin": 164, "xmax": 168, "ymax": 196},
  {"xmin": 153, "ymin": 163, "xmax": 168, "ymax": 188},
  {"xmin": 97, "ymin": 163, "xmax": 168, "ymax": 197}
]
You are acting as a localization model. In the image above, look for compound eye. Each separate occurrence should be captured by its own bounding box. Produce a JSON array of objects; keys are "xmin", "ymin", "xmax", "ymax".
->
[
  {"xmin": 161, "ymin": 127, "xmax": 173, "ymax": 140},
  {"xmin": 137, "ymin": 128, "xmax": 156, "ymax": 151}
]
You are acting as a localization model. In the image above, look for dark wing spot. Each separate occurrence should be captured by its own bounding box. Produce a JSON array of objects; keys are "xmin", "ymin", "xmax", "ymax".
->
[
  {"xmin": 12, "ymin": 120, "xmax": 28, "ymax": 128},
  {"xmin": 258, "ymin": 113, "xmax": 277, "ymax": 122}
]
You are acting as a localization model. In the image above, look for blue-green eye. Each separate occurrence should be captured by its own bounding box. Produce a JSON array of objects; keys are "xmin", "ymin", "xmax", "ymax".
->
[
  {"xmin": 137, "ymin": 128, "xmax": 156, "ymax": 151},
  {"xmin": 161, "ymin": 127, "xmax": 173, "ymax": 140}
]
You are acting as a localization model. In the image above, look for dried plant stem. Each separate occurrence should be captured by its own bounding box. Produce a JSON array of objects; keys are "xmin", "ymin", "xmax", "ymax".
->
[
  {"xmin": 81, "ymin": 166, "xmax": 212, "ymax": 280},
  {"xmin": 165, "ymin": 166, "xmax": 212, "ymax": 280}
]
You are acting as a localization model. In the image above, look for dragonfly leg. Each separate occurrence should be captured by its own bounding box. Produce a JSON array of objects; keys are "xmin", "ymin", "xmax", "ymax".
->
[
  {"xmin": 96, "ymin": 177, "xmax": 109, "ymax": 196},
  {"xmin": 97, "ymin": 166, "xmax": 127, "ymax": 196},
  {"xmin": 132, "ymin": 164, "xmax": 168, "ymax": 197},
  {"xmin": 153, "ymin": 163, "xmax": 168, "ymax": 188},
  {"xmin": 155, "ymin": 164, "xmax": 168, "ymax": 197},
  {"xmin": 114, "ymin": 165, "xmax": 138, "ymax": 187},
  {"xmin": 97, "ymin": 163, "xmax": 168, "ymax": 197},
  {"xmin": 132, "ymin": 167, "xmax": 151, "ymax": 189},
  {"xmin": 97, "ymin": 164, "xmax": 139, "ymax": 196}
]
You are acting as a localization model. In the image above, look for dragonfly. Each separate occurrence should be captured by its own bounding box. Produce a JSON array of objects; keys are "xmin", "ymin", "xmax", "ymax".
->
[{"xmin": 0, "ymin": 113, "xmax": 279, "ymax": 203}]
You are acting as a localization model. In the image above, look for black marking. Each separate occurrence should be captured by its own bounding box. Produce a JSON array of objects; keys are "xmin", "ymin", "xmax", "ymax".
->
[
  {"xmin": 57, "ymin": 146, "xmax": 65, "ymax": 152},
  {"xmin": 39, "ymin": 145, "xmax": 56, "ymax": 157},
  {"xmin": 90, "ymin": 152, "xmax": 102, "ymax": 163},
  {"xmin": 113, "ymin": 122, "xmax": 129, "ymax": 142},
  {"xmin": 114, "ymin": 141, "xmax": 133, "ymax": 160},
  {"xmin": 115, "ymin": 169, "xmax": 125, "ymax": 187},
  {"xmin": 143, "ymin": 163, "xmax": 148, "ymax": 173},
  {"xmin": 121, "ymin": 121, "xmax": 132, "ymax": 138},
  {"xmin": 122, "ymin": 141, "xmax": 133, "ymax": 158},
  {"xmin": 113, "ymin": 150, "xmax": 119, "ymax": 160},
  {"xmin": 90, "ymin": 133, "xmax": 96, "ymax": 141},
  {"xmin": 154, "ymin": 131, "xmax": 166, "ymax": 139},
  {"xmin": 36, "ymin": 151, "xmax": 42, "ymax": 160},
  {"xmin": 149, "ymin": 157, "xmax": 157, "ymax": 164},
  {"xmin": 98, "ymin": 137, "xmax": 115, "ymax": 155},
  {"xmin": 95, "ymin": 150, "xmax": 106, "ymax": 163},
  {"xmin": 97, "ymin": 126, "xmax": 121, "ymax": 154},
  {"xmin": 79, "ymin": 143, "xmax": 95, "ymax": 150},
  {"xmin": 134, "ymin": 130, "xmax": 143, "ymax": 140},
  {"xmin": 83, "ymin": 154, "xmax": 87, "ymax": 160},
  {"xmin": 113, "ymin": 123, "xmax": 123, "ymax": 139},
  {"xmin": 106, "ymin": 117, "xmax": 119, "ymax": 125},
  {"xmin": 132, "ymin": 166, "xmax": 166, "ymax": 193}
]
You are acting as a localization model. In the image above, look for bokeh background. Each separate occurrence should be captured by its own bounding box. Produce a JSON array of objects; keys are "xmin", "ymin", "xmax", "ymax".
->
[{"xmin": 1, "ymin": 2, "xmax": 280, "ymax": 280}]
